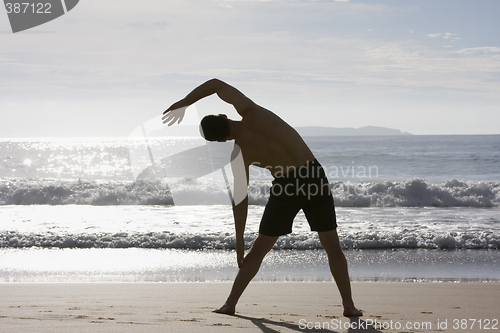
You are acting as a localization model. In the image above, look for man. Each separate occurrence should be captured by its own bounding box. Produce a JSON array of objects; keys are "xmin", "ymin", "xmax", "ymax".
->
[{"xmin": 162, "ymin": 78, "xmax": 362, "ymax": 317}]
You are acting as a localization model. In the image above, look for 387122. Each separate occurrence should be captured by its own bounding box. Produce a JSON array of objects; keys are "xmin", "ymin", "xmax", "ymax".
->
[
  {"xmin": 5, "ymin": 3, "xmax": 52, "ymax": 14},
  {"xmin": 452, "ymin": 319, "xmax": 498, "ymax": 330}
]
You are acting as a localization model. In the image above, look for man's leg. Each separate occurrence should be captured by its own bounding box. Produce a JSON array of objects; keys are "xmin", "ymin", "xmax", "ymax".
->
[
  {"xmin": 318, "ymin": 229, "xmax": 362, "ymax": 317},
  {"xmin": 215, "ymin": 233, "xmax": 278, "ymax": 314}
]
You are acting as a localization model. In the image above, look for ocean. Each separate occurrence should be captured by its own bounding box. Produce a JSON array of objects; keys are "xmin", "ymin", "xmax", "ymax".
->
[{"xmin": 0, "ymin": 134, "xmax": 499, "ymax": 283}]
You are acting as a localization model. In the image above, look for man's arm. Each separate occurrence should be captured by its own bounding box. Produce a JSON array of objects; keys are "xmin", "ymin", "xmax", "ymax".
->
[
  {"xmin": 162, "ymin": 78, "xmax": 255, "ymax": 118},
  {"xmin": 231, "ymin": 145, "xmax": 249, "ymax": 267},
  {"xmin": 233, "ymin": 197, "xmax": 248, "ymax": 268}
]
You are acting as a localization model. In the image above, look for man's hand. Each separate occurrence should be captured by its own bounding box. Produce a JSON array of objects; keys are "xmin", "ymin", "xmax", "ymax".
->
[
  {"xmin": 162, "ymin": 99, "xmax": 188, "ymax": 126},
  {"xmin": 236, "ymin": 238, "xmax": 245, "ymax": 268}
]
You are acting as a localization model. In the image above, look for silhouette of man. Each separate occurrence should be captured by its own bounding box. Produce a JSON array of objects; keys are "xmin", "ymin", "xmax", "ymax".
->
[{"xmin": 162, "ymin": 78, "xmax": 361, "ymax": 317}]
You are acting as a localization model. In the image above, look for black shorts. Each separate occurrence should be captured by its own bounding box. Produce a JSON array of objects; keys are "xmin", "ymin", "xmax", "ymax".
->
[{"xmin": 259, "ymin": 159, "xmax": 337, "ymax": 237}]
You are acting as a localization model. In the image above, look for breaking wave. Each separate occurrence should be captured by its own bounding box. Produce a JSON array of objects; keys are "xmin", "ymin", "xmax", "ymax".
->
[
  {"xmin": 1, "ymin": 230, "xmax": 498, "ymax": 250},
  {"xmin": 0, "ymin": 178, "xmax": 498, "ymax": 207}
]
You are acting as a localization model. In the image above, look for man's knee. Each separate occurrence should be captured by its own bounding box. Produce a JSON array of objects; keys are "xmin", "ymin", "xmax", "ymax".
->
[
  {"xmin": 318, "ymin": 230, "xmax": 343, "ymax": 252},
  {"xmin": 318, "ymin": 229, "xmax": 340, "ymax": 242},
  {"xmin": 249, "ymin": 234, "xmax": 278, "ymax": 257}
]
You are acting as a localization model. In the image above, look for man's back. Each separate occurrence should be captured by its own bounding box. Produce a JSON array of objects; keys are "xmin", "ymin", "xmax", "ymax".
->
[{"xmin": 235, "ymin": 105, "xmax": 315, "ymax": 176}]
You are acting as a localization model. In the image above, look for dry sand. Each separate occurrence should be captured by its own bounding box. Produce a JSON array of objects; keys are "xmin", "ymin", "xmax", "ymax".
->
[{"xmin": 0, "ymin": 282, "xmax": 498, "ymax": 333}]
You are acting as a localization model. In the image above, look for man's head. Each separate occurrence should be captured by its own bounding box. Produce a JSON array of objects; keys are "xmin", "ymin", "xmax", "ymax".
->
[{"xmin": 199, "ymin": 114, "xmax": 231, "ymax": 142}]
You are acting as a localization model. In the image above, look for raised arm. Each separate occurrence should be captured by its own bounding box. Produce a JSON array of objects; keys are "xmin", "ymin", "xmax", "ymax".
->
[
  {"xmin": 162, "ymin": 79, "xmax": 255, "ymax": 123},
  {"xmin": 212, "ymin": 79, "xmax": 256, "ymax": 117}
]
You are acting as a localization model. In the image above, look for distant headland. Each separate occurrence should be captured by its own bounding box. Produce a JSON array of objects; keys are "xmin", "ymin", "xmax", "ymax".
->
[
  {"xmin": 295, "ymin": 126, "xmax": 412, "ymax": 136},
  {"xmin": 150, "ymin": 125, "xmax": 412, "ymax": 137}
]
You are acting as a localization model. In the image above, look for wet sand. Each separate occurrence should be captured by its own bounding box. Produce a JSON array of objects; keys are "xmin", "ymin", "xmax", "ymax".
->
[{"xmin": 0, "ymin": 282, "xmax": 498, "ymax": 333}]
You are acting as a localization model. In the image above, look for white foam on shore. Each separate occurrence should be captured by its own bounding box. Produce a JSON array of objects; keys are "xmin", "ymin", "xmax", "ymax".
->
[
  {"xmin": 1, "ymin": 229, "xmax": 498, "ymax": 250},
  {"xmin": 1, "ymin": 205, "xmax": 498, "ymax": 250}
]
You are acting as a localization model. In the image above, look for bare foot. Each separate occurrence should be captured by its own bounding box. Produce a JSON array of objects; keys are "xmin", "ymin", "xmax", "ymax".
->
[
  {"xmin": 343, "ymin": 305, "xmax": 362, "ymax": 317},
  {"xmin": 213, "ymin": 303, "xmax": 235, "ymax": 315}
]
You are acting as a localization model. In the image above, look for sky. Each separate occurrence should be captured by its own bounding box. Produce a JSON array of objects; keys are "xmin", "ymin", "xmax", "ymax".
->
[{"xmin": 1, "ymin": 0, "xmax": 499, "ymax": 137}]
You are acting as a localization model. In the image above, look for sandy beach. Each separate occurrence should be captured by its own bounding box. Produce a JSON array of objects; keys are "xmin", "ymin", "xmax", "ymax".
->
[{"xmin": 0, "ymin": 282, "xmax": 498, "ymax": 333}]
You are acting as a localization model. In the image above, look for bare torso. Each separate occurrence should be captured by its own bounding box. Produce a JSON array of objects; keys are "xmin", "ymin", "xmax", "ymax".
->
[{"xmin": 234, "ymin": 105, "xmax": 315, "ymax": 177}]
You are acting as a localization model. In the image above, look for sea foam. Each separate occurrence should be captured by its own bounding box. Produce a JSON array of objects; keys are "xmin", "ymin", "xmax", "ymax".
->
[
  {"xmin": 1, "ymin": 229, "xmax": 498, "ymax": 250},
  {"xmin": 1, "ymin": 178, "xmax": 498, "ymax": 207}
]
